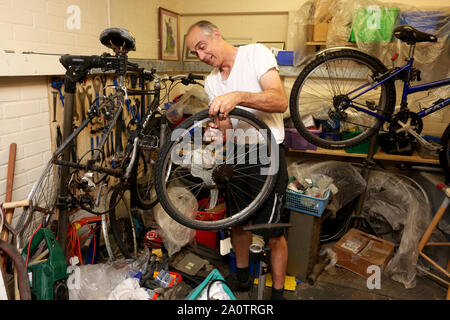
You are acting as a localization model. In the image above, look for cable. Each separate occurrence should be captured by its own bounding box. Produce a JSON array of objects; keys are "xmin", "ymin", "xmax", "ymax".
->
[{"xmin": 25, "ymin": 221, "xmax": 43, "ymax": 268}]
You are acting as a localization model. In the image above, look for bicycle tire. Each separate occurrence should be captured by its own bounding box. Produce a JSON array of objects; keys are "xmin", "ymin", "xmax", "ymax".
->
[
  {"xmin": 289, "ymin": 49, "xmax": 396, "ymax": 149},
  {"xmin": 0, "ymin": 239, "xmax": 31, "ymax": 300},
  {"xmin": 15, "ymin": 160, "xmax": 58, "ymax": 249},
  {"xmin": 131, "ymin": 115, "xmax": 171, "ymax": 210},
  {"xmin": 439, "ymin": 123, "xmax": 450, "ymax": 177},
  {"xmin": 154, "ymin": 108, "xmax": 278, "ymax": 230},
  {"xmin": 108, "ymin": 186, "xmax": 144, "ymax": 259}
]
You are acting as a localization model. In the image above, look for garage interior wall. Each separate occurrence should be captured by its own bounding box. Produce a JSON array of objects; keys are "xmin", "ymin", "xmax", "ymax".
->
[{"xmin": 0, "ymin": 0, "xmax": 447, "ymax": 204}]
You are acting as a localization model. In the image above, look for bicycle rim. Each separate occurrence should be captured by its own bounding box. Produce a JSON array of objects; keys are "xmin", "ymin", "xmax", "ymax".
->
[
  {"xmin": 15, "ymin": 160, "xmax": 58, "ymax": 249},
  {"xmin": 154, "ymin": 108, "xmax": 278, "ymax": 230},
  {"xmin": 108, "ymin": 186, "xmax": 141, "ymax": 259},
  {"xmin": 290, "ymin": 50, "xmax": 395, "ymax": 149}
]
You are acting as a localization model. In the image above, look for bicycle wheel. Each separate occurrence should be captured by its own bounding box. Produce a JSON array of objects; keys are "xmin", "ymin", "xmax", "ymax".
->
[
  {"xmin": 108, "ymin": 186, "xmax": 145, "ymax": 259},
  {"xmin": 0, "ymin": 239, "xmax": 31, "ymax": 300},
  {"xmin": 439, "ymin": 123, "xmax": 450, "ymax": 176},
  {"xmin": 15, "ymin": 160, "xmax": 58, "ymax": 249},
  {"xmin": 289, "ymin": 49, "xmax": 396, "ymax": 149},
  {"xmin": 154, "ymin": 108, "xmax": 278, "ymax": 230},
  {"xmin": 131, "ymin": 115, "xmax": 172, "ymax": 210}
]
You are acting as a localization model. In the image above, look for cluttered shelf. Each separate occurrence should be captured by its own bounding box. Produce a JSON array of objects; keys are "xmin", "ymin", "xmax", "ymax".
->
[{"xmin": 286, "ymin": 147, "xmax": 440, "ymax": 165}]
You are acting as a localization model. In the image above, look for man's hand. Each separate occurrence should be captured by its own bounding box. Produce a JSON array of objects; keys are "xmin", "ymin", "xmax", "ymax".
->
[
  {"xmin": 204, "ymin": 117, "xmax": 232, "ymax": 144},
  {"xmin": 209, "ymin": 92, "xmax": 241, "ymax": 119}
]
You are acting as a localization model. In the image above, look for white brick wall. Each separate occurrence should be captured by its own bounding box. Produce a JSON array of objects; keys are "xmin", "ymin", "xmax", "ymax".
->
[{"xmin": 0, "ymin": 77, "xmax": 51, "ymax": 204}]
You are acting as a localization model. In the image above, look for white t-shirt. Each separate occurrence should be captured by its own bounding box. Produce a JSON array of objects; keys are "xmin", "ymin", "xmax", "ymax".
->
[{"xmin": 204, "ymin": 43, "xmax": 284, "ymax": 144}]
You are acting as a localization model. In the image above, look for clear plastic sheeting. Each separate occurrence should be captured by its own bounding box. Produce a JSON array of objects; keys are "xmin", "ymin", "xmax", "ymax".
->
[
  {"xmin": 361, "ymin": 171, "xmax": 447, "ymax": 288},
  {"xmin": 287, "ymin": 160, "xmax": 366, "ymax": 216},
  {"xmin": 290, "ymin": 0, "xmax": 449, "ymax": 82},
  {"xmin": 154, "ymin": 186, "xmax": 197, "ymax": 256},
  {"xmin": 68, "ymin": 248, "xmax": 150, "ymax": 300}
]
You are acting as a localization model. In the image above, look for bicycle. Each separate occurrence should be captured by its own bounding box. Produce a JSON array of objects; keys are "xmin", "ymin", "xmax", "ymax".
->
[
  {"xmin": 13, "ymin": 27, "xmax": 205, "ymax": 260},
  {"xmin": 289, "ymin": 25, "xmax": 449, "ymax": 176}
]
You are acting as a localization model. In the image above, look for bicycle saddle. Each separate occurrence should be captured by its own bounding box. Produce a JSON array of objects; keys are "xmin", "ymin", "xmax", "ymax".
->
[
  {"xmin": 393, "ymin": 25, "xmax": 437, "ymax": 45},
  {"xmin": 100, "ymin": 27, "xmax": 136, "ymax": 53}
]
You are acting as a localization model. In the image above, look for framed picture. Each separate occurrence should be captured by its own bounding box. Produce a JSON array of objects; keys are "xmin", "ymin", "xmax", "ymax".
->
[
  {"xmin": 158, "ymin": 7, "xmax": 180, "ymax": 61},
  {"xmin": 183, "ymin": 34, "xmax": 199, "ymax": 62},
  {"xmin": 257, "ymin": 41, "xmax": 285, "ymax": 50},
  {"xmin": 224, "ymin": 37, "xmax": 253, "ymax": 48}
]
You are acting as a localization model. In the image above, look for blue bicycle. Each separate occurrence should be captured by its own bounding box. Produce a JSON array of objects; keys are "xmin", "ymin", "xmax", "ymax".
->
[{"xmin": 289, "ymin": 25, "xmax": 449, "ymax": 174}]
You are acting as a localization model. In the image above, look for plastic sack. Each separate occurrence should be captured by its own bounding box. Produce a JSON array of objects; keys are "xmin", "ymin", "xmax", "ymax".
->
[
  {"xmin": 154, "ymin": 186, "xmax": 198, "ymax": 256},
  {"xmin": 288, "ymin": 160, "xmax": 366, "ymax": 216},
  {"xmin": 108, "ymin": 278, "xmax": 151, "ymax": 300},
  {"xmin": 361, "ymin": 171, "xmax": 447, "ymax": 288},
  {"xmin": 171, "ymin": 87, "xmax": 209, "ymax": 117},
  {"xmin": 68, "ymin": 248, "xmax": 150, "ymax": 300}
]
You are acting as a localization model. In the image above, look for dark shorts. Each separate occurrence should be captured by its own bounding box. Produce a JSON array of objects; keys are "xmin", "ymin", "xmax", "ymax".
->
[{"xmin": 225, "ymin": 143, "xmax": 289, "ymax": 238}]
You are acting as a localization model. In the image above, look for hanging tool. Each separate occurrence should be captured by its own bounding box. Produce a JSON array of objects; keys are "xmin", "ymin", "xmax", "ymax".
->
[
  {"xmin": 93, "ymin": 76, "xmax": 102, "ymax": 107},
  {"xmin": 90, "ymin": 137, "xmax": 94, "ymax": 158},
  {"xmin": 51, "ymin": 78, "xmax": 65, "ymax": 107},
  {"xmin": 77, "ymin": 87, "xmax": 86, "ymax": 122},
  {"xmin": 135, "ymin": 98, "xmax": 142, "ymax": 124},
  {"xmin": 50, "ymin": 90, "xmax": 58, "ymax": 122}
]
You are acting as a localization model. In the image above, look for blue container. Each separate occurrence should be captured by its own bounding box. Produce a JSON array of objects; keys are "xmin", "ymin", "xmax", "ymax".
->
[
  {"xmin": 229, "ymin": 252, "xmax": 260, "ymax": 277},
  {"xmin": 276, "ymin": 51, "xmax": 294, "ymax": 66},
  {"xmin": 285, "ymin": 189, "xmax": 331, "ymax": 217},
  {"xmin": 399, "ymin": 11, "xmax": 447, "ymax": 34}
]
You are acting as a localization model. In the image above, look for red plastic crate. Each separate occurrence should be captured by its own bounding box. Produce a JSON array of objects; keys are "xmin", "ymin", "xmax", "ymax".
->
[{"xmin": 195, "ymin": 230, "xmax": 219, "ymax": 250}]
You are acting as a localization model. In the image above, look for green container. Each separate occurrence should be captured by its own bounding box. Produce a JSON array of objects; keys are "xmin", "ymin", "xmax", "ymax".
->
[
  {"xmin": 22, "ymin": 228, "xmax": 68, "ymax": 300},
  {"xmin": 342, "ymin": 131, "xmax": 379, "ymax": 154},
  {"xmin": 350, "ymin": 8, "xmax": 400, "ymax": 42}
]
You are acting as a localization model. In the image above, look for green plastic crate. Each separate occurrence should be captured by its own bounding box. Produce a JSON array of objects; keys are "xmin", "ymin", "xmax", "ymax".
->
[
  {"xmin": 342, "ymin": 131, "xmax": 379, "ymax": 154},
  {"xmin": 185, "ymin": 268, "xmax": 236, "ymax": 300},
  {"xmin": 350, "ymin": 8, "xmax": 400, "ymax": 42}
]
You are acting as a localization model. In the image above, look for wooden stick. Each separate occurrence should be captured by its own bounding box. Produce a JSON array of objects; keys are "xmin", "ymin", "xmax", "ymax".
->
[
  {"xmin": 0, "ymin": 143, "xmax": 17, "ymax": 274},
  {"xmin": 2, "ymin": 200, "xmax": 31, "ymax": 210}
]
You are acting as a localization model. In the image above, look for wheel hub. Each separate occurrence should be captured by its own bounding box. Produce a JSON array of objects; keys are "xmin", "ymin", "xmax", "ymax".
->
[{"xmin": 212, "ymin": 164, "xmax": 234, "ymax": 187}]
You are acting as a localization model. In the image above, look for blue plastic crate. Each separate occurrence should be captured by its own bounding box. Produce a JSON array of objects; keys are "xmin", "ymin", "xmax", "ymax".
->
[
  {"xmin": 185, "ymin": 268, "xmax": 236, "ymax": 300},
  {"xmin": 400, "ymin": 11, "xmax": 447, "ymax": 34},
  {"xmin": 285, "ymin": 189, "xmax": 331, "ymax": 217},
  {"xmin": 276, "ymin": 51, "xmax": 294, "ymax": 66}
]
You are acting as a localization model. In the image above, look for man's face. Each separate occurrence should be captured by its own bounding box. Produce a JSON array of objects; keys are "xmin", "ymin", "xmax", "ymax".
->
[{"xmin": 186, "ymin": 26, "xmax": 221, "ymax": 67}]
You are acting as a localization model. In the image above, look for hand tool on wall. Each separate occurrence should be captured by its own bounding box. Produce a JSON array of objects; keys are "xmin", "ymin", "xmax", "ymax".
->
[
  {"xmin": 52, "ymin": 91, "xmax": 58, "ymax": 122},
  {"xmin": 90, "ymin": 137, "xmax": 94, "ymax": 158},
  {"xmin": 136, "ymin": 98, "xmax": 143, "ymax": 124},
  {"xmin": 77, "ymin": 87, "xmax": 86, "ymax": 122},
  {"xmin": 93, "ymin": 76, "xmax": 102, "ymax": 107},
  {"xmin": 51, "ymin": 78, "xmax": 65, "ymax": 107},
  {"xmin": 110, "ymin": 131, "xmax": 114, "ymax": 156}
]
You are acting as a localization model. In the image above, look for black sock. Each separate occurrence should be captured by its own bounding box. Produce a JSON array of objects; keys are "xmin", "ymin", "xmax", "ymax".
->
[
  {"xmin": 271, "ymin": 287, "xmax": 284, "ymax": 300},
  {"xmin": 235, "ymin": 267, "xmax": 249, "ymax": 282}
]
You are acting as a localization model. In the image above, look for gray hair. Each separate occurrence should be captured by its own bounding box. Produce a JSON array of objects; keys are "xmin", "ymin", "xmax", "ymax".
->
[{"xmin": 187, "ymin": 20, "xmax": 220, "ymax": 37}]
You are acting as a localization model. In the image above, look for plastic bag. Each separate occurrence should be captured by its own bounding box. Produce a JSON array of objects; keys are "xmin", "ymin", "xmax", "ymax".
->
[
  {"xmin": 361, "ymin": 171, "xmax": 447, "ymax": 288},
  {"xmin": 154, "ymin": 186, "xmax": 198, "ymax": 256},
  {"xmin": 171, "ymin": 87, "xmax": 209, "ymax": 117},
  {"xmin": 68, "ymin": 248, "xmax": 150, "ymax": 300},
  {"xmin": 108, "ymin": 278, "xmax": 151, "ymax": 300}
]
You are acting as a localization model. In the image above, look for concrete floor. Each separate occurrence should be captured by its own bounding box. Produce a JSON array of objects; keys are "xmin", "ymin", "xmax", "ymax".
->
[{"xmin": 234, "ymin": 266, "xmax": 448, "ymax": 300}]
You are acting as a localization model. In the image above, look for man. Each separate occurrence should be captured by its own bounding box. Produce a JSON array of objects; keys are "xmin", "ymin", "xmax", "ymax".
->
[{"xmin": 186, "ymin": 21, "xmax": 289, "ymax": 300}]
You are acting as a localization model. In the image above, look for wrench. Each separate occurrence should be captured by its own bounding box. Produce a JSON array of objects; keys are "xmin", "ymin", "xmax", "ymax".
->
[
  {"xmin": 93, "ymin": 76, "xmax": 102, "ymax": 107},
  {"xmin": 77, "ymin": 87, "xmax": 86, "ymax": 121}
]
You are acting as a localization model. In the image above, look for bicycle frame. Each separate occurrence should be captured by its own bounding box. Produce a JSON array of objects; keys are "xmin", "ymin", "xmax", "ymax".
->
[{"xmin": 347, "ymin": 54, "xmax": 450, "ymax": 123}]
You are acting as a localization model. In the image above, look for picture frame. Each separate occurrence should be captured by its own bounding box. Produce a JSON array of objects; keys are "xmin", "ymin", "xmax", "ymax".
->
[
  {"xmin": 158, "ymin": 7, "xmax": 180, "ymax": 61},
  {"xmin": 183, "ymin": 34, "xmax": 199, "ymax": 62},
  {"xmin": 257, "ymin": 41, "xmax": 285, "ymax": 50},
  {"xmin": 224, "ymin": 37, "xmax": 253, "ymax": 48}
]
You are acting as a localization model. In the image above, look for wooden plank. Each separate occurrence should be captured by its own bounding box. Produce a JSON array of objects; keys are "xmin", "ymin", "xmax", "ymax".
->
[{"xmin": 287, "ymin": 147, "xmax": 440, "ymax": 165}]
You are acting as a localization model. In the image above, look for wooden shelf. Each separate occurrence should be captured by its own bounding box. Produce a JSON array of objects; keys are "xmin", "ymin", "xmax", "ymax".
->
[{"xmin": 287, "ymin": 147, "xmax": 440, "ymax": 165}]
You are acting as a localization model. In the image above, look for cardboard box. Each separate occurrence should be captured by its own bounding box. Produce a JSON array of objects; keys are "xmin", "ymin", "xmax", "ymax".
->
[
  {"xmin": 311, "ymin": 0, "xmax": 334, "ymax": 42},
  {"xmin": 333, "ymin": 228, "xmax": 395, "ymax": 279}
]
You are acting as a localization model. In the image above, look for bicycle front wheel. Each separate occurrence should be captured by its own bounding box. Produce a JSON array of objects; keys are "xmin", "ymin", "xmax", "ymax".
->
[
  {"xmin": 290, "ymin": 49, "xmax": 396, "ymax": 149},
  {"xmin": 154, "ymin": 108, "xmax": 278, "ymax": 230}
]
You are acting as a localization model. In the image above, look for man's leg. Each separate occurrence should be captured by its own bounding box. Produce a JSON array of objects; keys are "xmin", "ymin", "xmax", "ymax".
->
[{"xmin": 268, "ymin": 234, "xmax": 288, "ymax": 290}]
